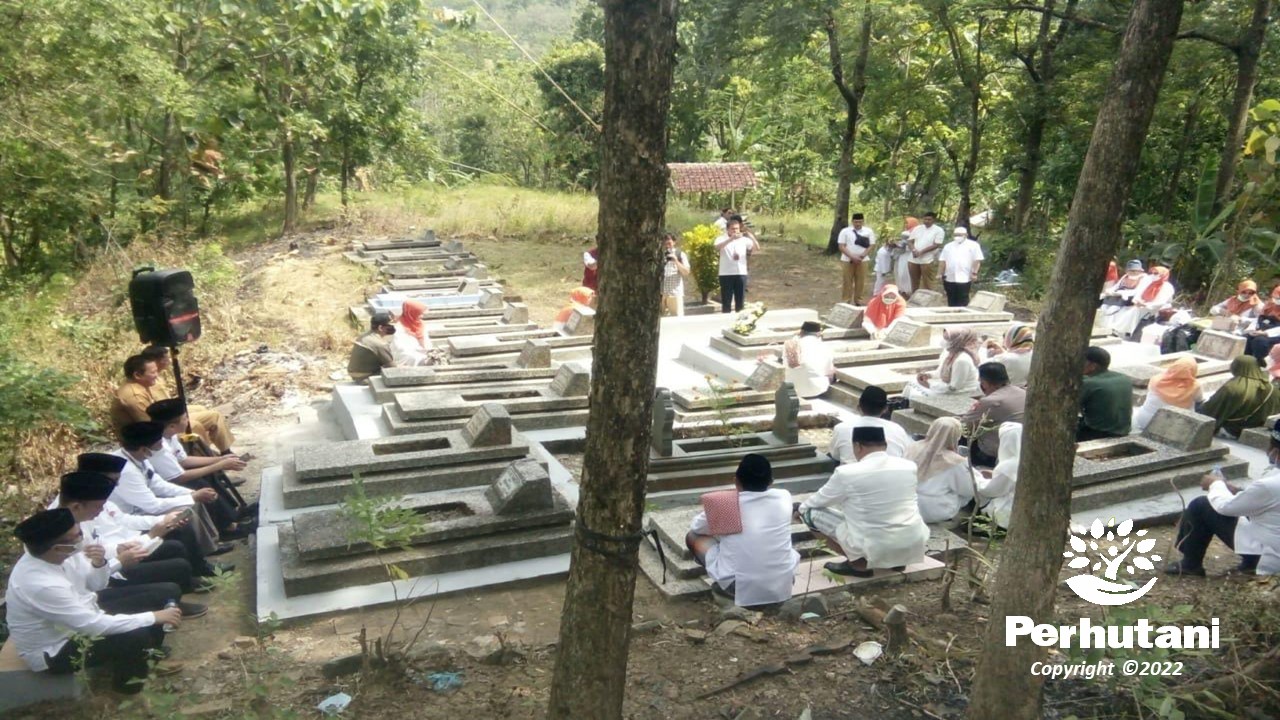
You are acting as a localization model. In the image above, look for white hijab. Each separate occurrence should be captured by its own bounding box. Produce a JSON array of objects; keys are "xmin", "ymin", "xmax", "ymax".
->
[{"xmin": 994, "ymin": 423, "xmax": 1022, "ymax": 480}]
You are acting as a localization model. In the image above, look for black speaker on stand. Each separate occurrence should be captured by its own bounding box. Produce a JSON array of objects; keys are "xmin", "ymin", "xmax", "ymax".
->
[{"xmin": 128, "ymin": 267, "xmax": 201, "ymax": 407}]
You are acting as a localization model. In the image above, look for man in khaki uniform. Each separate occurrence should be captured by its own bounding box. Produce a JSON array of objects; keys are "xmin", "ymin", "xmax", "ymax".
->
[
  {"xmin": 347, "ymin": 312, "xmax": 398, "ymax": 382},
  {"xmin": 113, "ymin": 352, "xmax": 234, "ymax": 453}
]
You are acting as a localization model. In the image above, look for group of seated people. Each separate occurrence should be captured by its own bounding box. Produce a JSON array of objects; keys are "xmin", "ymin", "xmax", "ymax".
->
[
  {"xmin": 6, "ymin": 353, "xmax": 255, "ymax": 693},
  {"xmin": 347, "ymin": 299, "xmax": 438, "ymax": 381}
]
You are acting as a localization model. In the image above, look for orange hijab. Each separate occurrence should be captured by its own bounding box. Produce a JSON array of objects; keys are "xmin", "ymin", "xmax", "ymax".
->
[
  {"xmin": 1105, "ymin": 261, "xmax": 1119, "ymax": 284},
  {"xmin": 555, "ymin": 287, "xmax": 596, "ymax": 324},
  {"xmin": 1140, "ymin": 266, "xmax": 1170, "ymax": 303},
  {"xmin": 1224, "ymin": 280, "xmax": 1263, "ymax": 316},
  {"xmin": 399, "ymin": 300, "xmax": 427, "ymax": 346},
  {"xmin": 1262, "ymin": 287, "xmax": 1280, "ymax": 321},
  {"xmin": 904, "ymin": 216, "xmax": 920, "ymax": 232},
  {"xmin": 1149, "ymin": 356, "xmax": 1200, "ymax": 407},
  {"xmin": 865, "ymin": 285, "xmax": 907, "ymax": 330}
]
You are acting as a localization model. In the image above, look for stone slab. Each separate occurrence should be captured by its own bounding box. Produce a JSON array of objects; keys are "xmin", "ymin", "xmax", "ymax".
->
[
  {"xmin": 382, "ymin": 365, "xmax": 555, "ymax": 388},
  {"xmin": 502, "ymin": 302, "xmax": 529, "ymax": 324},
  {"xmin": 564, "ymin": 307, "xmax": 595, "ymax": 336},
  {"xmin": 394, "ymin": 386, "xmax": 589, "ymax": 421},
  {"xmin": 672, "ymin": 385, "xmax": 777, "ymax": 411},
  {"xmin": 966, "ymin": 291, "xmax": 1007, "ymax": 312},
  {"xmin": 1141, "ymin": 406, "xmax": 1215, "ymax": 451},
  {"xmin": 0, "ymin": 641, "xmax": 83, "ymax": 714},
  {"xmin": 907, "ymin": 288, "xmax": 945, "ymax": 307},
  {"xmin": 909, "ymin": 392, "xmax": 981, "ymax": 420},
  {"xmin": 549, "ymin": 362, "xmax": 592, "ymax": 397},
  {"xmin": 1240, "ymin": 414, "xmax": 1280, "ymax": 450},
  {"xmin": 774, "ymin": 383, "xmax": 800, "ymax": 443},
  {"xmin": 292, "ymin": 426, "xmax": 529, "ymax": 481},
  {"xmin": 652, "ymin": 388, "xmax": 675, "ymax": 457},
  {"xmin": 461, "ymin": 403, "xmax": 513, "ymax": 446},
  {"xmin": 383, "ymin": 404, "xmax": 591, "ymax": 436},
  {"xmin": 836, "ymin": 359, "xmax": 942, "ymax": 393},
  {"xmin": 745, "ymin": 359, "xmax": 785, "ymax": 391},
  {"xmin": 1113, "ymin": 352, "xmax": 1232, "ymax": 388},
  {"xmin": 518, "ymin": 339, "xmax": 552, "ymax": 368},
  {"xmin": 358, "ymin": 233, "xmax": 440, "ymax": 252},
  {"xmin": 485, "ymin": 458, "xmax": 556, "ymax": 514},
  {"xmin": 883, "ymin": 320, "xmax": 933, "ymax": 348},
  {"xmin": 280, "ymin": 459, "xmax": 519, "ymax": 509},
  {"xmin": 448, "ymin": 329, "xmax": 561, "ymax": 356},
  {"xmin": 1194, "ymin": 329, "xmax": 1247, "ymax": 361},
  {"xmin": 719, "ymin": 326, "xmax": 866, "ymax": 348},
  {"xmin": 833, "ymin": 342, "xmax": 940, "ymax": 368},
  {"xmin": 1071, "ymin": 436, "xmax": 1228, "ymax": 487},
  {"xmin": 903, "ymin": 307, "xmax": 1014, "ymax": 324},
  {"xmin": 824, "ymin": 303, "xmax": 865, "ymax": 329}
]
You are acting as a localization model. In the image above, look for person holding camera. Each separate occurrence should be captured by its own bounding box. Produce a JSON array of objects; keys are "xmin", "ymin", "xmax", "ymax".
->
[{"xmin": 660, "ymin": 233, "xmax": 691, "ymax": 317}]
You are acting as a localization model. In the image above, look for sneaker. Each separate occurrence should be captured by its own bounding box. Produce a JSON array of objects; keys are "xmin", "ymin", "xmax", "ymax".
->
[
  {"xmin": 1163, "ymin": 562, "xmax": 1206, "ymax": 577},
  {"xmin": 220, "ymin": 526, "xmax": 252, "ymax": 541},
  {"xmin": 178, "ymin": 602, "xmax": 208, "ymax": 619},
  {"xmin": 237, "ymin": 502, "xmax": 259, "ymax": 519},
  {"xmin": 207, "ymin": 543, "xmax": 235, "ymax": 556},
  {"xmin": 824, "ymin": 560, "xmax": 874, "ymax": 578}
]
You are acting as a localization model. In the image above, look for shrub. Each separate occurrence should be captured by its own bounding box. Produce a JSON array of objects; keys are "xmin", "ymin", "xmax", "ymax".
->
[{"xmin": 682, "ymin": 223, "xmax": 721, "ymax": 303}]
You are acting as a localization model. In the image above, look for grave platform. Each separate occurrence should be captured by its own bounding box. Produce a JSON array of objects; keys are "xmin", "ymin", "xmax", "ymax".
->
[
  {"xmin": 390, "ymin": 363, "xmax": 591, "ymax": 422},
  {"xmin": 355, "ymin": 231, "xmax": 443, "ymax": 254}
]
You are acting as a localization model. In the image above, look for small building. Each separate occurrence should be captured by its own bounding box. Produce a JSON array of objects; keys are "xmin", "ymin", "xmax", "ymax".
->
[{"xmin": 667, "ymin": 162, "xmax": 758, "ymax": 207}]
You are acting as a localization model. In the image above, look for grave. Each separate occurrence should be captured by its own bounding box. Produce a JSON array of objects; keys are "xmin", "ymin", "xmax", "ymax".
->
[
  {"xmin": 367, "ymin": 362, "xmax": 559, "ymax": 402},
  {"xmin": 706, "ymin": 312, "xmax": 869, "ymax": 361},
  {"xmin": 355, "ymin": 229, "xmax": 440, "ymax": 254},
  {"xmin": 1113, "ymin": 352, "xmax": 1232, "ymax": 389},
  {"xmin": 1240, "ymin": 413, "xmax": 1280, "ymax": 450},
  {"xmin": 382, "ymin": 363, "xmax": 593, "ymax": 434},
  {"xmin": 967, "ymin": 291, "xmax": 1007, "ymax": 312},
  {"xmin": 384, "ymin": 264, "xmax": 490, "ymax": 290},
  {"xmin": 0, "ymin": 640, "xmax": 83, "ymax": 714},
  {"xmin": 1194, "ymin": 329, "xmax": 1247, "ymax": 361},
  {"xmin": 448, "ymin": 330, "xmax": 593, "ymax": 360},
  {"xmin": 907, "ymin": 288, "xmax": 946, "ymax": 307}
]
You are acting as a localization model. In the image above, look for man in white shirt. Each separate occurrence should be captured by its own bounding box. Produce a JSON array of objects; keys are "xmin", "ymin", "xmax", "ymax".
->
[
  {"xmin": 829, "ymin": 386, "xmax": 913, "ymax": 461},
  {"xmin": 782, "ymin": 321, "xmax": 835, "ymax": 398},
  {"xmin": 1166, "ymin": 421, "xmax": 1280, "ymax": 576},
  {"xmin": 714, "ymin": 215, "xmax": 760, "ymax": 313},
  {"xmin": 938, "ymin": 226, "xmax": 985, "ymax": 307},
  {"xmin": 686, "ymin": 454, "xmax": 799, "ymax": 607},
  {"xmin": 148, "ymin": 399, "xmax": 254, "ymax": 520},
  {"xmin": 836, "ymin": 212, "xmax": 877, "ymax": 305},
  {"xmin": 714, "ymin": 207, "xmax": 734, "ymax": 231},
  {"xmin": 799, "ymin": 426, "xmax": 930, "ymax": 577},
  {"xmin": 6, "ymin": 508, "xmax": 184, "ymax": 693},
  {"xmin": 906, "ymin": 211, "xmax": 945, "ymax": 295}
]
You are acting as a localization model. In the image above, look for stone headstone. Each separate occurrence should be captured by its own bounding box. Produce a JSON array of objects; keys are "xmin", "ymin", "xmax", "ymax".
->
[
  {"xmin": 444, "ymin": 258, "xmax": 462, "ymax": 270},
  {"xmin": 461, "ymin": 403, "xmax": 513, "ymax": 447},
  {"xmin": 907, "ymin": 289, "xmax": 945, "ymax": 308},
  {"xmin": 517, "ymin": 339, "xmax": 551, "ymax": 368},
  {"xmin": 746, "ymin": 359, "xmax": 785, "ymax": 392},
  {"xmin": 773, "ymin": 382, "xmax": 800, "ymax": 444},
  {"xmin": 564, "ymin": 307, "xmax": 596, "ymax": 336},
  {"xmin": 967, "ymin": 291, "xmax": 1007, "ymax": 312},
  {"xmin": 479, "ymin": 287, "xmax": 504, "ymax": 309},
  {"xmin": 651, "ymin": 388, "xmax": 675, "ymax": 457},
  {"xmin": 825, "ymin": 303, "xmax": 864, "ymax": 329},
  {"xmin": 458, "ymin": 278, "xmax": 481, "ymax": 295},
  {"xmin": 484, "ymin": 459, "xmax": 554, "ymax": 515},
  {"xmin": 443, "ymin": 239, "xmax": 465, "ymax": 253},
  {"xmin": 424, "ymin": 229, "xmax": 437, "ymax": 243},
  {"xmin": 1141, "ymin": 406, "xmax": 1214, "ymax": 452},
  {"xmin": 467, "ymin": 264, "xmax": 489, "ymax": 280},
  {"xmin": 550, "ymin": 362, "xmax": 591, "ymax": 397},
  {"xmin": 1194, "ymin": 329, "xmax": 1246, "ymax": 361},
  {"xmin": 502, "ymin": 302, "xmax": 529, "ymax": 325},
  {"xmin": 883, "ymin": 320, "xmax": 932, "ymax": 348}
]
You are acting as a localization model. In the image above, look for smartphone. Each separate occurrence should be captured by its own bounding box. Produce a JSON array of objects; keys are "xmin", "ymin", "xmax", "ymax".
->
[{"xmin": 179, "ymin": 506, "xmax": 195, "ymax": 521}]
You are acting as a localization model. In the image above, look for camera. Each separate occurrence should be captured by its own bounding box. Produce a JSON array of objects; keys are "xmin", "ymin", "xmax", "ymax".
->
[{"xmin": 665, "ymin": 251, "xmax": 675, "ymax": 261}]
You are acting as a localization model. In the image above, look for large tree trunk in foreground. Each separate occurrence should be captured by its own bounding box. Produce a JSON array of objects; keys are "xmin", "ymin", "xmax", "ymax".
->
[
  {"xmin": 966, "ymin": 1, "xmax": 1184, "ymax": 718},
  {"xmin": 824, "ymin": 7, "xmax": 872, "ymax": 255},
  {"xmin": 546, "ymin": 0, "xmax": 677, "ymax": 717},
  {"xmin": 1212, "ymin": 0, "xmax": 1271, "ymax": 215}
]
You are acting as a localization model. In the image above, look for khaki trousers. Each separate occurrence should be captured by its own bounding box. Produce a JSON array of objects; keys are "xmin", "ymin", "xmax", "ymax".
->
[
  {"xmin": 189, "ymin": 404, "xmax": 234, "ymax": 452},
  {"xmin": 841, "ymin": 260, "xmax": 870, "ymax": 305},
  {"xmin": 908, "ymin": 261, "xmax": 939, "ymax": 293}
]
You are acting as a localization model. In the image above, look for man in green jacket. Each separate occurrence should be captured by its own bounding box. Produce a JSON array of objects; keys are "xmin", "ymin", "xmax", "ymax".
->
[{"xmin": 1078, "ymin": 346, "xmax": 1133, "ymax": 441}]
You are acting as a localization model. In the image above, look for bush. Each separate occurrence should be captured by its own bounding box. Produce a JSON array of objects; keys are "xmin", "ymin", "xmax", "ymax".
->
[{"xmin": 682, "ymin": 224, "xmax": 722, "ymax": 303}]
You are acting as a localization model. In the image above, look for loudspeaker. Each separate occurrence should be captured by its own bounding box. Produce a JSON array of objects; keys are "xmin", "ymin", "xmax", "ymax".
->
[{"xmin": 128, "ymin": 268, "xmax": 202, "ymax": 345}]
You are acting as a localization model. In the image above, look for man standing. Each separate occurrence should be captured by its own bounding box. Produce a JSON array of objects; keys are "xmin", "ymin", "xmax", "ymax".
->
[
  {"xmin": 659, "ymin": 233, "xmax": 691, "ymax": 317},
  {"xmin": 1078, "ymin": 346, "xmax": 1133, "ymax": 441},
  {"xmin": 836, "ymin": 212, "xmax": 877, "ymax": 305},
  {"xmin": 907, "ymin": 211, "xmax": 945, "ymax": 294},
  {"xmin": 958, "ymin": 363, "xmax": 1026, "ymax": 467},
  {"xmin": 348, "ymin": 311, "xmax": 397, "ymax": 382},
  {"xmin": 798, "ymin": 427, "xmax": 929, "ymax": 577},
  {"xmin": 714, "ymin": 208, "xmax": 734, "ymax": 231},
  {"xmin": 714, "ymin": 215, "xmax": 760, "ymax": 313},
  {"xmin": 938, "ymin": 226, "xmax": 984, "ymax": 307}
]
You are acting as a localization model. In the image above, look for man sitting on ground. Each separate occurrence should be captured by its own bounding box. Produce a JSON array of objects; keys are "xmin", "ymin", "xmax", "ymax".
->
[
  {"xmin": 6, "ymin": 508, "xmax": 185, "ymax": 694},
  {"xmin": 348, "ymin": 311, "xmax": 398, "ymax": 382},
  {"xmin": 828, "ymin": 385, "xmax": 913, "ymax": 461},
  {"xmin": 1077, "ymin": 346, "xmax": 1133, "ymax": 441},
  {"xmin": 685, "ymin": 454, "xmax": 799, "ymax": 607},
  {"xmin": 799, "ymin": 427, "xmax": 930, "ymax": 577},
  {"xmin": 137, "ymin": 346, "xmax": 237, "ymax": 454},
  {"xmin": 959, "ymin": 362, "xmax": 1026, "ymax": 467},
  {"xmin": 1166, "ymin": 420, "xmax": 1280, "ymax": 577},
  {"xmin": 148, "ymin": 399, "xmax": 251, "ymax": 500},
  {"xmin": 782, "ymin": 321, "xmax": 835, "ymax": 399}
]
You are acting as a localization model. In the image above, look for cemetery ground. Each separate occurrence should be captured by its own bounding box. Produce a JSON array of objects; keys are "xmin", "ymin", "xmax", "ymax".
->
[{"xmin": 7, "ymin": 196, "xmax": 1277, "ymax": 718}]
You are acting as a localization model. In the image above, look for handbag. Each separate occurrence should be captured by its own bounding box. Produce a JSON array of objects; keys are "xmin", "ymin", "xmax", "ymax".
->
[{"xmin": 700, "ymin": 489, "xmax": 743, "ymax": 536}]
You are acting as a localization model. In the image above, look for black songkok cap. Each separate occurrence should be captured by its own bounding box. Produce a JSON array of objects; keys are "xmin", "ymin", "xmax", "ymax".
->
[
  {"xmin": 14, "ymin": 508, "xmax": 76, "ymax": 546},
  {"xmin": 120, "ymin": 421, "xmax": 164, "ymax": 448},
  {"xmin": 736, "ymin": 453, "xmax": 773, "ymax": 485},
  {"xmin": 800, "ymin": 321, "xmax": 822, "ymax": 334},
  {"xmin": 852, "ymin": 426, "xmax": 887, "ymax": 444},
  {"xmin": 77, "ymin": 452, "xmax": 127, "ymax": 474},
  {"xmin": 146, "ymin": 398, "xmax": 187, "ymax": 425},
  {"xmin": 60, "ymin": 472, "xmax": 116, "ymax": 502}
]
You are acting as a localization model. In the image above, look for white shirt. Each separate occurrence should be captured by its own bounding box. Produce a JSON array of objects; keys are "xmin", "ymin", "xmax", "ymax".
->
[
  {"xmin": 1132, "ymin": 389, "xmax": 1202, "ymax": 433},
  {"xmin": 836, "ymin": 225, "xmax": 877, "ymax": 263},
  {"xmin": 873, "ymin": 243, "xmax": 894, "ymax": 275},
  {"xmin": 924, "ymin": 351, "xmax": 980, "ymax": 396},
  {"xmin": 5, "ymin": 552, "xmax": 155, "ymax": 671},
  {"xmin": 689, "ymin": 489, "xmax": 800, "ymax": 607},
  {"xmin": 716, "ymin": 235, "xmax": 753, "ymax": 276},
  {"xmin": 48, "ymin": 498, "xmax": 162, "ymax": 563},
  {"xmin": 988, "ymin": 351, "xmax": 1033, "ymax": 387},
  {"xmin": 939, "ymin": 238, "xmax": 984, "ymax": 283},
  {"xmin": 784, "ymin": 335, "xmax": 834, "ymax": 398},
  {"xmin": 907, "ymin": 224, "xmax": 945, "ymax": 265},
  {"xmin": 714, "ymin": 216, "xmax": 729, "ymax": 230},
  {"xmin": 799, "ymin": 452, "xmax": 929, "ymax": 568},
  {"xmin": 390, "ymin": 326, "xmax": 430, "ymax": 367},
  {"xmin": 829, "ymin": 417, "xmax": 913, "ymax": 462},
  {"xmin": 917, "ymin": 463, "xmax": 977, "ymax": 524},
  {"xmin": 1207, "ymin": 472, "xmax": 1280, "ymax": 575},
  {"xmin": 975, "ymin": 463, "xmax": 1017, "ymax": 529},
  {"xmin": 582, "ymin": 251, "xmax": 597, "ymax": 268},
  {"xmin": 148, "ymin": 434, "xmax": 188, "ymax": 481},
  {"xmin": 110, "ymin": 450, "xmax": 195, "ymax": 515}
]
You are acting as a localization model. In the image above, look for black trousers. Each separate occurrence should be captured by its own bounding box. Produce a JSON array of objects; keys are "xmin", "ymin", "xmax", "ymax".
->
[
  {"xmin": 98, "ymin": 581, "xmax": 182, "ymax": 615},
  {"xmin": 176, "ymin": 479, "xmax": 238, "ymax": 531},
  {"xmin": 44, "ymin": 625, "xmax": 164, "ymax": 692},
  {"xmin": 719, "ymin": 275, "xmax": 746, "ymax": 313},
  {"xmin": 166, "ymin": 524, "xmax": 215, "ymax": 576},
  {"xmin": 1175, "ymin": 495, "xmax": 1260, "ymax": 571},
  {"xmin": 968, "ymin": 443, "xmax": 998, "ymax": 469},
  {"xmin": 943, "ymin": 280, "xmax": 972, "ymax": 307},
  {"xmin": 110, "ymin": 547, "xmax": 195, "ymax": 593}
]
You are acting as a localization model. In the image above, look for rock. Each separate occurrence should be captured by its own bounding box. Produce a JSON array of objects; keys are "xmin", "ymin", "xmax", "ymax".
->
[
  {"xmin": 713, "ymin": 620, "xmax": 745, "ymax": 637},
  {"xmin": 801, "ymin": 595, "xmax": 829, "ymax": 617},
  {"xmin": 716, "ymin": 606, "xmax": 761, "ymax": 624},
  {"xmin": 779, "ymin": 598, "xmax": 806, "ymax": 621},
  {"xmin": 730, "ymin": 626, "xmax": 769, "ymax": 643},
  {"xmin": 321, "ymin": 653, "xmax": 367, "ymax": 680},
  {"xmin": 464, "ymin": 635, "xmax": 502, "ymax": 661},
  {"xmin": 683, "ymin": 629, "xmax": 709, "ymax": 644},
  {"xmin": 180, "ymin": 699, "xmax": 234, "ymax": 717},
  {"xmin": 217, "ymin": 650, "xmax": 234, "ymax": 661},
  {"xmin": 631, "ymin": 620, "xmax": 663, "ymax": 634},
  {"xmin": 233, "ymin": 636, "xmax": 257, "ymax": 649}
]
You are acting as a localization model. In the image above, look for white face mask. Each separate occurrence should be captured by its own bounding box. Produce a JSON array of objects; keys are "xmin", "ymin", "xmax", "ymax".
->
[{"xmin": 1239, "ymin": 294, "xmax": 1252, "ymax": 302}]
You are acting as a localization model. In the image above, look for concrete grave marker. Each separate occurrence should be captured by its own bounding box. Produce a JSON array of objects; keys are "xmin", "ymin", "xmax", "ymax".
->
[
  {"xmin": 466, "ymin": 264, "xmax": 489, "ymax": 280},
  {"xmin": 651, "ymin": 388, "xmax": 675, "ymax": 457},
  {"xmin": 773, "ymin": 382, "xmax": 800, "ymax": 444},
  {"xmin": 564, "ymin": 307, "xmax": 596, "ymax": 336},
  {"xmin": 479, "ymin": 287, "xmax": 504, "ymax": 309},
  {"xmin": 461, "ymin": 403, "xmax": 513, "ymax": 447},
  {"xmin": 485, "ymin": 459, "xmax": 555, "ymax": 514},
  {"xmin": 746, "ymin": 359, "xmax": 785, "ymax": 391},
  {"xmin": 443, "ymin": 239, "xmax": 465, "ymax": 253},
  {"xmin": 883, "ymin": 320, "xmax": 932, "ymax": 348},
  {"xmin": 424, "ymin": 229, "xmax": 437, "ymax": 243},
  {"xmin": 502, "ymin": 302, "xmax": 529, "ymax": 325},
  {"xmin": 458, "ymin": 278, "xmax": 481, "ymax": 295},
  {"xmin": 517, "ymin": 339, "xmax": 551, "ymax": 368},
  {"xmin": 1141, "ymin": 406, "xmax": 1215, "ymax": 452},
  {"xmin": 1194, "ymin": 329, "xmax": 1246, "ymax": 361},
  {"xmin": 825, "ymin": 303, "xmax": 864, "ymax": 329},
  {"xmin": 966, "ymin": 291, "xmax": 1007, "ymax": 312},
  {"xmin": 550, "ymin": 362, "xmax": 592, "ymax": 397},
  {"xmin": 907, "ymin": 289, "xmax": 945, "ymax": 308}
]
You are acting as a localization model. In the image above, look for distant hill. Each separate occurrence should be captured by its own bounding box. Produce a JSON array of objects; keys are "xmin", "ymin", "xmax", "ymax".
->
[{"xmin": 436, "ymin": 0, "xmax": 586, "ymax": 56}]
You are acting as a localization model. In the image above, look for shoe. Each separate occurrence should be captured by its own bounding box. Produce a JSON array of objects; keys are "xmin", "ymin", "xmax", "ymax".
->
[
  {"xmin": 220, "ymin": 526, "xmax": 252, "ymax": 541},
  {"xmin": 200, "ymin": 561, "xmax": 236, "ymax": 577},
  {"xmin": 824, "ymin": 561, "xmax": 874, "ymax": 578},
  {"xmin": 230, "ymin": 478, "xmax": 247, "ymax": 487},
  {"xmin": 178, "ymin": 602, "xmax": 208, "ymax": 619},
  {"xmin": 237, "ymin": 502, "xmax": 259, "ymax": 519},
  {"xmin": 153, "ymin": 661, "xmax": 186, "ymax": 678},
  {"xmin": 148, "ymin": 646, "xmax": 172, "ymax": 660},
  {"xmin": 207, "ymin": 543, "xmax": 235, "ymax": 557},
  {"xmin": 1163, "ymin": 562, "xmax": 1206, "ymax": 577}
]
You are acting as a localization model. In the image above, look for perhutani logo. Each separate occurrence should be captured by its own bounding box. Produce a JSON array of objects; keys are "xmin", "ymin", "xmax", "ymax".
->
[{"xmin": 1061, "ymin": 518, "xmax": 1161, "ymax": 606}]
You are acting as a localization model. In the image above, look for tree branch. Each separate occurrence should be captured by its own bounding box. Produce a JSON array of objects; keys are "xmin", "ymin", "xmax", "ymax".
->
[{"xmin": 990, "ymin": 2, "xmax": 1242, "ymax": 52}]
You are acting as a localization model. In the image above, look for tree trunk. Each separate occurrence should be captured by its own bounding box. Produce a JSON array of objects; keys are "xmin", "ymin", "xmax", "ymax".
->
[
  {"xmin": 824, "ymin": 7, "xmax": 872, "ymax": 255},
  {"xmin": 1161, "ymin": 93, "xmax": 1203, "ymax": 220},
  {"xmin": 303, "ymin": 140, "xmax": 321, "ymax": 210},
  {"xmin": 281, "ymin": 129, "xmax": 299, "ymax": 234},
  {"xmin": 1012, "ymin": 106, "xmax": 1046, "ymax": 233},
  {"xmin": 546, "ymin": 0, "xmax": 677, "ymax": 717},
  {"xmin": 965, "ymin": 2, "xmax": 1185, "ymax": 719},
  {"xmin": 340, "ymin": 142, "xmax": 352, "ymax": 209},
  {"xmin": 1212, "ymin": 0, "xmax": 1271, "ymax": 214}
]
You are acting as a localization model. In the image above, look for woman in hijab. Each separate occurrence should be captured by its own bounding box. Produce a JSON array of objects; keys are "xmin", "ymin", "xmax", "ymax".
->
[
  {"xmin": 904, "ymin": 327, "xmax": 980, "ymax": 400},
  {"xmin": 862, "ymin": 284, "xmax": 908, "ymax": 339},
  {"xmin": 554, "ymin": 287, "xmax": 596, "ymax": 331},
  {"xmin": 975, "ymin": 423, "xmax": 1022, "ymax": 530},
  {"xmin": 1133, "ymin": 357, "xmax": 1203, "ymax": 432},
  {"xmin": 1108, "ymin": 266, "xmax": 1175, "ymax": 339},
  {"xmin": 1100, "ymin": 260, "xmax": 1147, "ymax": 335},
  {"xmin": 983, "ymin": 324, "xmax": 1035, "ymax": 387},
  {"xmin": 906, "ymin": 417, "xmax": 976, "ymax": 523},
  {"xmin": 1267, "ymin": 345, "xmax": 1280, "ymax": 382},
  {"xmin": 1244, "ymin": 286, "xmax": 1280, "ymax": 362},
  {"xmin": 389, "ymin": 299, "xmax": 432, "ymax": 367},
  {"xmin": 1201, "ymin": 356, "xmax": 1280, "ymax": 437},
  {"xmin": 1210, "ymin": 280, "xmax": 1263, "ymax": 329}
]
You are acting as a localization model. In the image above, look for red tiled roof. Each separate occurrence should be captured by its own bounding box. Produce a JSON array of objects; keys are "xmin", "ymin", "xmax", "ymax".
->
[{"xmin": 667, "ymin": 162, "xmax": 758, "ymax": 193}]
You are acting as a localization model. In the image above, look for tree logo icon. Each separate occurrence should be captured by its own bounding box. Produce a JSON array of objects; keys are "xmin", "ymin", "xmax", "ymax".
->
[{"xmin": 1062, "ymin": 518, "xmax": 1161, "ymax": 606}]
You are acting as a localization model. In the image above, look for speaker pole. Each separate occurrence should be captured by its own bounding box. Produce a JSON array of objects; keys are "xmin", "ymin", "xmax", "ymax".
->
[{"xmin": 169, "ymin": 345, "xmax": 188, "ymax": 407}]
